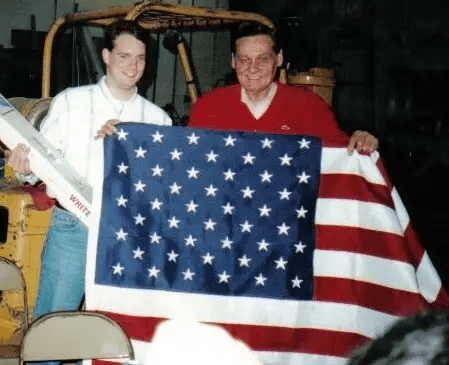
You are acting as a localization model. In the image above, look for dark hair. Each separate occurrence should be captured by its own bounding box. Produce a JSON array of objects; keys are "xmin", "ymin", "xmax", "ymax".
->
[
  {"xmin": 232, "ymin": 23, "xmax": 280, "ymax": 55},
  {"xmin": 348, "ymin": 311, "xmax": 449, "ymax": 365},
  {"xmin": 103, "ymin": 19, "xmax": 149, "ymax": 51}
]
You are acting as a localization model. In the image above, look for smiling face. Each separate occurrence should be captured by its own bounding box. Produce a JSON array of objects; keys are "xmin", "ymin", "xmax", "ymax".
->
[
  {"xmin": 232, "ymin": 34, "xmax": 283, "ymax": 101},
  {"xmin": 102, "ymin": 33, "xmax": 146, "ymax": 99}
]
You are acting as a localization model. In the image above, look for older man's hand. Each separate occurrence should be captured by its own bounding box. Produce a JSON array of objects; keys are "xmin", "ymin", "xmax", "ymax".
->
[{"xmin": 348, "ymin": 130, "xmax": 378, "ymax": 155}]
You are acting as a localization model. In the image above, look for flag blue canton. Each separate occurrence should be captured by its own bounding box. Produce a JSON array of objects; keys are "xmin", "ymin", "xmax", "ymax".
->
[{"xmin": 95, "ymin": 123, "xmax": 321, "ymax": 300}]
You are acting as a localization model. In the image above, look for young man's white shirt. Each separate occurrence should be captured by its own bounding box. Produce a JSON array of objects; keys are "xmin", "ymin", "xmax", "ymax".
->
[{"xmin": 21, "ymin": 76, "xmax": 172, "ymax": 199}]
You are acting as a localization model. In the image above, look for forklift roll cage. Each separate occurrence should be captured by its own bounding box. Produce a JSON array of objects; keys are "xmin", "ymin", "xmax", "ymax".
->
[{"xmin": 41, "ymin": 1, "xmax": 275, "ymax": 100}]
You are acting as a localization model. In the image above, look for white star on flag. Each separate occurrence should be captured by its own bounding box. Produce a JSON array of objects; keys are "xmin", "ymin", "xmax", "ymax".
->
[
  {"xmin": 112, "ymin": 262, "xmax": 124, "ymax": 275},
  {"xmin": 296, "ymin": 206, "xmax": 308, "ymax": 218},
  {"xmin": 277, "ymin": 222, "xmax": 290, "ymax": 236},
  {"xmin": 134, "ymin": 146, "xmax": 147, "ymax": 158},
  {"xmin": 151, "ymin": 130, "xmax": 164, "ymax": 143},
  {"xmin": 218, "ymin": 271, "xmax": 231, "ymax": 283},
  {"xmin": 260, "ymin": 170, "xmax": 273, "ymax": 183},
  {"xmin": 240, "ymin": 220, "xmax": 254, "ymax": 233},
  {"xmin": 223, "ymin": 135, "xmax": 237, "ymax": 146},
  {"xmin": 202, "ymin": 252, "xmax": 215, "ymax": 265},
  {"xmin": 275, "ymin": 257, "xmax": 288, "ymax": 270},
  {"xmin": 184, "ymin": 234, "xmax": 198, "ymax": 247},
  {"xmin": 258, "ymin": 204, "xmax": 272, "ymax": 217},
  {"xmin": 148, "ymin": 265, "xmax": 161, "ymax": 278},
  {"xmin": 297, "ymin": 171, "xmax": 311, "ymax": 183},
  {"xmin": 254, "ymin": 273, "xmax": 267, "ymax": 286},
  {"xmin": 117, "ymin": 162, "xmax": 129, "ymax": 174},
  {"xmin": 260, "ymin": 138, "xmax": 274, "ymax": 149},
  {"xmin": 115, "ymin": 228, "xmax": 128, "ymax": 241},
  {"xmin": 185, "ymin": 200, "xmax": 199, "ymax": 213},
  {"xmin": 221, "ymin": 237, "xmax": 233, "ymax": 250},
  {"xmin": 186, "ymin": 166, "xmax": 200, "ymax": 179},
  {"xmin": 223, "ymin": 168, "xmax": 236, "ymax": 181},
  {"xmin": 152, "ymin": 165, "xmax": 164, "ymax": 177},
  {"xmin": 294, "ymin": 241, "xmax": 307, "ymax": 254},
  {"xmin": 298, "ymin": 138, "xmax": 311, "ymax": 149},
  {"xmin": 204, "ymin": 218, "xmax": 217, "ymax": 231},
  {"xmin": 149, "ymin": 232, "xmax": 162, "ymax": 244},
  {"xmin": 279, "ymin": 153, "xmax": 293, "ymax": 166},
  {"xmin": 257, "ymin": 239, "xmax": 270, "ymax": 251},
  {"xmin": 241, "ymin": 186, "xmax": 255, "ymax": 199},
  {"xmin": 205, "ymin": 184, "xmax": 218, "ymax": 197},
  {"xmin": 166, "ymin": 250, "xmax": 179, "ymax": 262},
  {"xmin": 169, "ymin": 182, "xmax": 182, "ymax": 195},
  {"xmin": 150, "ymin": 198, "xmax": 163, "ymax": 210},
  {"xmin": 133, "ymin": 213, "xmax": 146, "ymax": 225},
  {"xmin": 116, "ymin": 128, "xmax": 128, "ymax": 140},
  {"xmin": 170, "ymin": 148, "xmax": 183, "ymax": 160},
  {"xmin": 238, "ymin": 255, "xmax": 251, "ymax": 267},
  {"xmin": 278, "ymin": 188, "xmax": 292, "ymax": 200},
  {"xmin": 182, "ymin": 268, "xmax": 195, "ymax": 281},
  {"xmin": 168, "ymin": 216, "xmax": 180, "ymax": 229},
  {"xmin": 132, "ymin": 247, "xmax": 145, "ymax": 259},
  {"xmin": 205, "ymin": 150, "xmax": 219, "ymax": 162},
  {"xmin": 242, "ymin": 152, "xmax": 256, "ymax": 165},
  {"xmin": 116, "ymin": 195, "xmax": 128, "ymax": 207},
  {"xmin": 291, "ymin": 276, "xmax": 303, "ymax": 288},
  {"xmin": 222, "ymin": 202, "xmax": 235, "ymax": 215},
  {"xmin": 134, "ymin": 180, "xmax": 146, "ymax": 192},
  {"xmin": 187, "ymin": 133, "xmax": 200, "ymax": 145}
]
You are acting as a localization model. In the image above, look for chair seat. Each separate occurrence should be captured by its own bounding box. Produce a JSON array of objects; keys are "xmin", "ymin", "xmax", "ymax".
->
[{"xmin": 0, "ymin": 345, "xmax": 20, "ymax": 358}]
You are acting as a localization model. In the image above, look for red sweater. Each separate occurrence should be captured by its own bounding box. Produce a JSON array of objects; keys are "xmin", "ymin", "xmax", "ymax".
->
[{"xmin": 188, "ymin": 83, "xmax": 348, "ymax": 144}]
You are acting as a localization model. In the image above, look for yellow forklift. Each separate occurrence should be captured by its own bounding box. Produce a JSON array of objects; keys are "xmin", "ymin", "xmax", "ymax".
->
[{"xmin": 0, "ymin": 0, "xmax": 336, "ymax": 345}]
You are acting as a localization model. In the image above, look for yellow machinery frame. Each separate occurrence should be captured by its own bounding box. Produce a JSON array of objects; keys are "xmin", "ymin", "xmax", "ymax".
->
[{"xmin": 41, "ymin": 1, "xmax": 274, "ymax": 100}]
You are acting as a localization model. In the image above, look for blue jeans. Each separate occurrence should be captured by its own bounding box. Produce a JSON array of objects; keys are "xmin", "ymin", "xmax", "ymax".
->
[
  {"xmin": 31, "ymin": 208, "xmax": 87, "ymax": 365},
  {"xmin": 34, "ymin": 207, "xmax": 88, "ymax": 318}
]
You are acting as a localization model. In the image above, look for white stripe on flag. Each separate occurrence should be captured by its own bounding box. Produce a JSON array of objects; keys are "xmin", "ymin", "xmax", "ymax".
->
[
  {"xmin": 321, "ymin": 148, "xmax": 386, "ymax": 186},
  {"xmin": 316, "ymin": 198, "xmax": 403, "ymax": 235},
  {"xmin": 391, "ymin": 187, "xmax": 410, "ymax": 233},
  {"xmin": 87, "ymin": 284, "xmax": 399, "ymax": 338},
  {"xmin": 314, "ymin": 250, "xmax": 419, "ymax": 293},
  {"xmin": 416, "ymin": 251, "xmax": 442, "ymax": 303}
]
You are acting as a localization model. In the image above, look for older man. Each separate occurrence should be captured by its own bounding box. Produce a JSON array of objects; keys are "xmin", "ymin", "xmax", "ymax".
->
[{"xmin": 189, "ymin": 23, "xmax": 377, "ymax": 153}]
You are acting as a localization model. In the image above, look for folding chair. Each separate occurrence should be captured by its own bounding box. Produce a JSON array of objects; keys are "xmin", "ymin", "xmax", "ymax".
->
[
  {"xmin": 0, "ymin": 257, "xmax": 28, "ymax": 365},
  {"xmin": 20, "ymin": 311, "xmax": 134, "ymax": 365}
]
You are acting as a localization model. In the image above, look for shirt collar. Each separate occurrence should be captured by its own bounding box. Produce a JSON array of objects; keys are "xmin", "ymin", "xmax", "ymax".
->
[
  {"xmin": 99, "ymin": 76, "xmax": 138, "ymax": 104},
  {"xmin": 241, "ymin": 82, "xmax": 277, "ymax": 119}
]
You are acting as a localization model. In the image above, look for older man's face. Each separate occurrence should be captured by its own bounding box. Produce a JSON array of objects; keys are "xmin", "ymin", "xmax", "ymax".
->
[{"xmin": 233, "ymin": 35, "xmax": 282, "ymax": 99}]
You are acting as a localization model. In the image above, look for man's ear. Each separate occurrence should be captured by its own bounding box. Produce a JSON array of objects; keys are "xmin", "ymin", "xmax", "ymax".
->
[
  {"xmin": 231, "ymin": 53, "xmax": 236, "ymax": 69},
  {"xmin": 276, "ymin": 49, "xmax": 284, "ymax": 68},
  {"xmin": 102, "ymin": 48, "xmax": 110, "ymax": 65}
]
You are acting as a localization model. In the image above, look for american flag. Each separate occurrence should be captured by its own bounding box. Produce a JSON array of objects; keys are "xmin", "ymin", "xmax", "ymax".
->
[{"xmin": 85, "ymin": 123, "xmax": 449, "ymax": 365}]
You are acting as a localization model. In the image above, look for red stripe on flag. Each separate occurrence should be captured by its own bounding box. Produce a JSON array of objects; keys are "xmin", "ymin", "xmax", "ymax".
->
[
  {"xmin": 100, "ymin": 311, "xmax": 371, "ymax": 358},
  {"xmin": 319, "ymin": 174, "xmax": 393, "ymax": 207},
  {"xmin": 402, "ymin": 224, "xmax": 431, "ymax": 267},
  {"xmin": 430, "ymin": 288, "xmax": 449, "ymax": 309},
  {"xmin": 316, "ymin": 225, "xmax": 424, "ymax": 264},
  {"xmin": 313, "ymin": 276, "xmax": 428, "ymax": 316}
]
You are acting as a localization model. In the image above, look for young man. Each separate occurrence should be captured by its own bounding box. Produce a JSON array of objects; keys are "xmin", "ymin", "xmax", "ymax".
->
[
  {"xmin": 7, "ymin": 20, "xmax": 172, "ymax": 321},
  {"xmin": 188, "ymin": 23, "xmax": 377, "ymax": 153}
]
